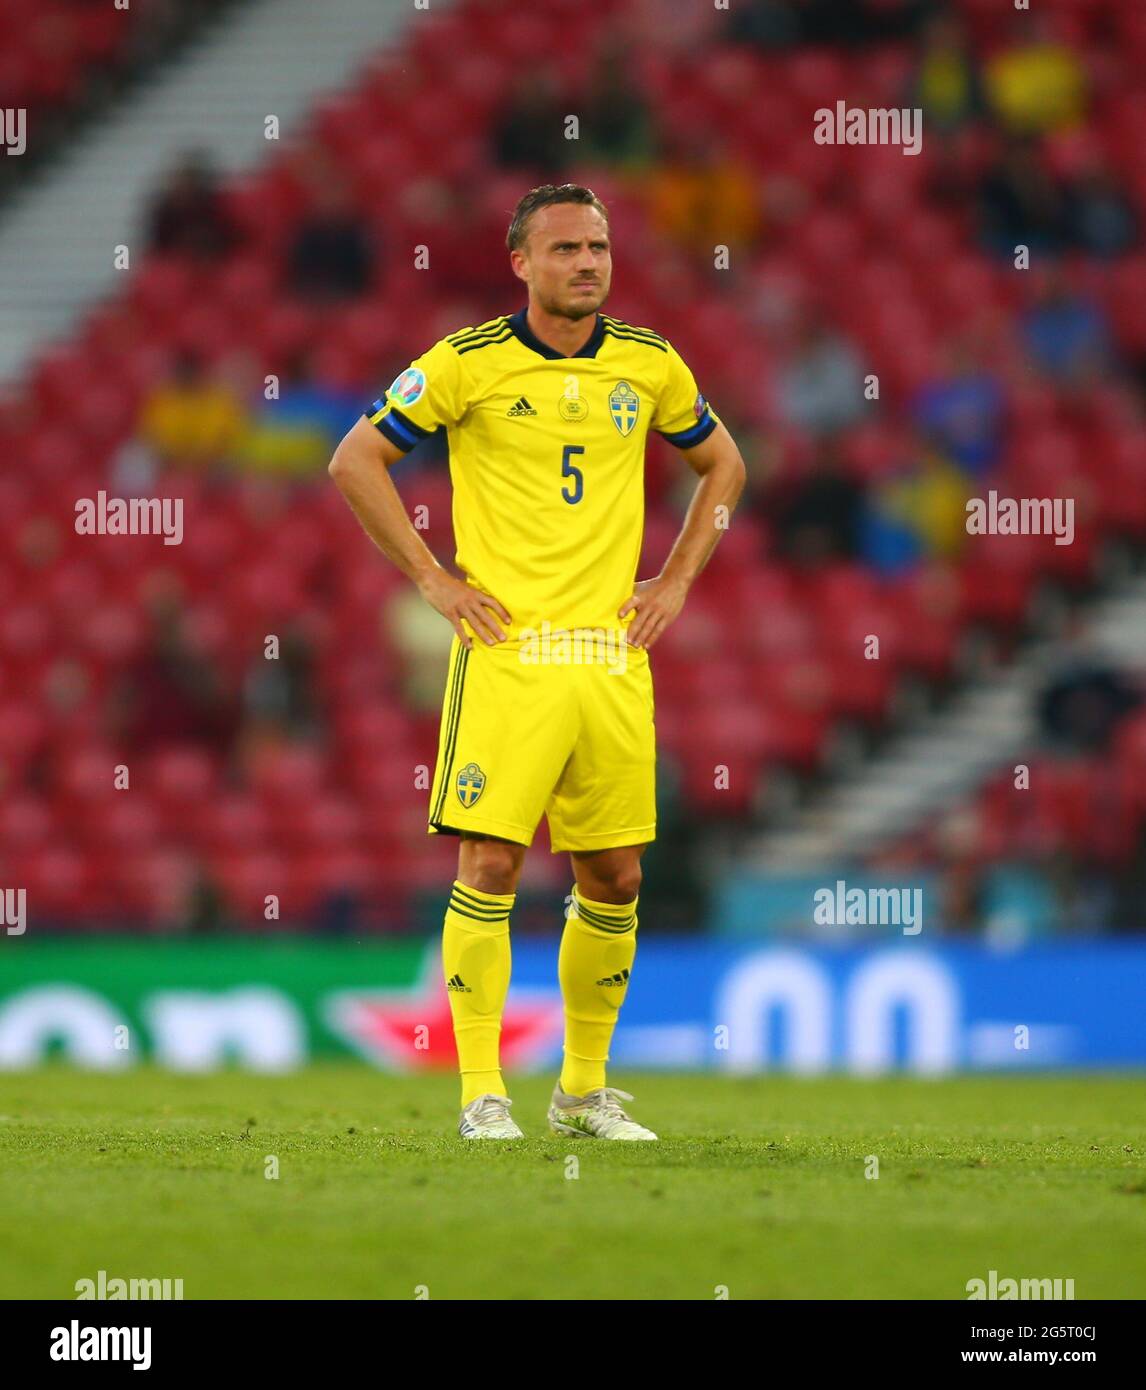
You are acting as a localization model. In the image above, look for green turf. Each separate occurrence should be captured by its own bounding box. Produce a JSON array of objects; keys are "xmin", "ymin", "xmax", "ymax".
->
[{"xmin": 1, "ymin": 1066, "xmax": 1144, "ymax": 1299}]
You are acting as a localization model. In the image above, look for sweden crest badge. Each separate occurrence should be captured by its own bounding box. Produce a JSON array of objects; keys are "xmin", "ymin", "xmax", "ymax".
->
[
  {"xmin": 456, "ymin": 762, "xmax": 485, "ymax": 809},
  {"xmin": 609, "ymin": 381, "xmax": 639, "ymax": 436}
]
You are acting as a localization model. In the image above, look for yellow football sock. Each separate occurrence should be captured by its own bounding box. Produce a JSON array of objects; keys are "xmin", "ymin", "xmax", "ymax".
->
[
  {"xmin": 443, "ymin": 880, "xmax": 514, "ymax": 1108},
  {"xmin": 558, "ymin": 885, "xmax": 638, "ymax": 1097}
]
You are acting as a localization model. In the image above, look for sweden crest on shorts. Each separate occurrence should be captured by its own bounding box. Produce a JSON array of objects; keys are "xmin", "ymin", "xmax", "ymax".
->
[
  {"xmin": 456, "ymin": 761, "xmax": 485, "ymax": 808},
  {"xmin": 609, "ymin": 381, "xmax": 639, "ymax": 436}
]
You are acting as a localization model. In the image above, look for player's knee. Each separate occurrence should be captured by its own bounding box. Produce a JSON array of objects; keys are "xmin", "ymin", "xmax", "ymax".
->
[
  {"xmin": 612, "ymin": 863, "xmax": 643, "ymax": 902},
  {"xmin": 459, "ymin": 837, "xmax": 523, "ymax": 896},
  {"xmin": 590, "ymin": 860, "xmax": 642, "ymax": 903}
]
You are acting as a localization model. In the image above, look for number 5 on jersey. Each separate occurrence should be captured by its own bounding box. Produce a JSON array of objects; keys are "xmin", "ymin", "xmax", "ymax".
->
[{"xmin": 561, "ymin": 444, "xmax": 584, "ymax": 505}]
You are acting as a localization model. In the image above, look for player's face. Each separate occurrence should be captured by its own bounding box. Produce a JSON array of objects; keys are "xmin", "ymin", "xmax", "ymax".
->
[{"xmin": 515, "ymin": 204, "xmax": 612, "ymax": 320}]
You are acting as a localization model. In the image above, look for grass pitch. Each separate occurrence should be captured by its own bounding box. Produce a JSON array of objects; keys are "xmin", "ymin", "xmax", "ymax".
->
[{"xmin": 1, "ymin": 1066, "xmax": 1144, "ymax": 1300}]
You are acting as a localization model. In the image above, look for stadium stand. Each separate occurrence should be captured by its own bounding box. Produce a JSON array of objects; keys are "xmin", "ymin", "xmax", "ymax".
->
[{"xmin": 1, "ymin": 0, "xmax": 1144, "ymax": 933}]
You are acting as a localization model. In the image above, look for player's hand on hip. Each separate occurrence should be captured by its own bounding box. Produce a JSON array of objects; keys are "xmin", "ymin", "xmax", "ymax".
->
[
  {"xmin": 620, "ymin": 575, "xmax": 688, "ymax": 650},
  {"xmin": 418, "ymin": 569, "xmax": 510, "ymax": 648}
]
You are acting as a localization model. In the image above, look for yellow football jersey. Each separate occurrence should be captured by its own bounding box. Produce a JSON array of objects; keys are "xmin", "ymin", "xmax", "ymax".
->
[{"xmin": 365, "ymin": 309, "xmax": 720, "ymax": 636}]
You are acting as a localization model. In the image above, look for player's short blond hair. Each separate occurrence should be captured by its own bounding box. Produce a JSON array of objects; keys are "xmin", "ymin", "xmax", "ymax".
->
[{"xmin": 506, "ymin": 184, "xmax": 611, "ymax": 253}]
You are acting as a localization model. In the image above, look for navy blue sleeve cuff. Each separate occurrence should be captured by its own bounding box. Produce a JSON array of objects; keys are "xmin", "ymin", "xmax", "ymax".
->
[
  {"xmin": 656, "ymin": 410, "xmax": 718, "ymax": 449},
  {"xmin": 365, "ymin": 404, "xmax": 433, "ymax": 452}
]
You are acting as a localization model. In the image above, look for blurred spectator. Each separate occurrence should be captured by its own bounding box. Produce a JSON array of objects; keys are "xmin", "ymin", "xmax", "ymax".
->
[
  {"xmin": 859, "ymin": 496, "xmax": 920, "ymax": 574},
  {"xmin": 728, "ymin": 0, "xmax": 917, "ymax": 48},
  {"xmin": 646, "ymin": 130, "xmax": 761, "ymax": 258},
  {"xmin": 136, "ymin": 851, "xmax": 200, "ymax": 936},
  {"xmin": 1037, "ymin": 632, "xmax": 1141, "ymax": 754},
  {"xmin": 16, "ymin": 515, "xmax": 62, "ymax": 575},
  {"xmin": 116, "ymin": 586, "xmax": 238, "ymax": 754},
  {"xmin": 891, "ymin": 449, "xmax": 969, "ymax": 558},
  {"xmin": 977, "ymin": 135, "xmax": 1067, "ymax": 257},
  {"xmin": 286, "ymin": 174, "xmax": 375, "ymax": 301},
  {"xmin": 137, "ymin": 349, "xmax": 251, "ymax": 471},
  {"xmin": 314, "ymin": 887, "xmax": 365, "ymax": 936},
  {"xmin": 1065, "ymin": 154, "xmax": 1139, "ymax": 259},
  {"xmin": 638, "ymin": 763, "xmax": 707, "ymax": 933},
  {"xmin": 912, "ymin": 337, "xmax": 1005, "ymax": 475},
  {"xmin": 110, "ymin": 439, "xmax": 160, "ymax": 498},
  {"xmin": 862, "ymin": 446, "xmax": 968, "ymax": 575},
  {"xmin": 911, "ymin": 12, "xmax": 983, "ymax": 135},
  {"xmin": 1021, "ymin": 266, "xmax": 1110, "ymax": 384},
  {"xmin": 182, "ymin": 868, "xmax": 232, "ymax": 935},
  {"xmin": 41, "ymin": 658, "xmax": 95, "ymax": 760},
  {"xmin": 801, "ymin": 0, "xmax": 928, "ymax": 46},
  {"xmin": 145, "ymin": 148, "xmax": 238, "ymax": 260},
  {"xmin": 728, "ymin": 0, "xmax": 802, "ymax": 49},
  {"xmin": 242, "ymin": 621, "xmax": 318, "ymax": 738},
  {"xmin": 582, "ymin": 42, "xmax": 655, "ymax": 169},
  {"xmin": 774, "ymin": 306, "xmax": 865, "ymax": 437},
  {"xmin": 387, "ymin": 586, "xmax": 454, "ymax": 714},
  {"xmin": 932, "ymin": 809, "xmax": 988, "ymax": 935},
  {"xmin": 985, "ymin": 16, "xmax": 1086, "ymax": 135},
  {"xmin": 240, "ymin": 349, "xmax": 360, "ymax": 477},
  {"xmin": 775, "ymin": 439, "xmax": 864, "ymax": 566},
  {"xmin": 492, "ymin": 73, "xmax": 570, "ymax": 174}
]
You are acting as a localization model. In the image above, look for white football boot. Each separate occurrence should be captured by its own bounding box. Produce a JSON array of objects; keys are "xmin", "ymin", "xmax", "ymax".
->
[
  {"xmin": 547, "ymin": 1084, "xmax": 658, "ymax": 1141},
  {"xmin": 458, "ymin": 1093, "xmax": 523, "ymax": 1139}
]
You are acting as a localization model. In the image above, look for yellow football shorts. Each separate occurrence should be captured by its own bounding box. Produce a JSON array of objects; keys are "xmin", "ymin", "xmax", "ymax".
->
[{"xmin": 427, "ymin": 634, "xmax": 656, "ymax": 851}]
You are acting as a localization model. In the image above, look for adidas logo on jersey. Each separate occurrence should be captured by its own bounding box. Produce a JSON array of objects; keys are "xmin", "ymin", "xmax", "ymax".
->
[
  {"xmin": 596, "ymin": 969, "xmax": 631, "ymax": 987},
  {"xmin": 446, "ymin": 974, "xmax": 472, "ymax": 993},
  {"xmin": 506, "ymin": 396, "xmax": 537, "ymax": 417}
]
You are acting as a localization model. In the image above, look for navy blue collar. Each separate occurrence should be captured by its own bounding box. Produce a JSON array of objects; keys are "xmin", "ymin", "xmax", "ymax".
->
[{"xmin": 508, "ymin": 306, "xmax": 605, "ymax": 360}]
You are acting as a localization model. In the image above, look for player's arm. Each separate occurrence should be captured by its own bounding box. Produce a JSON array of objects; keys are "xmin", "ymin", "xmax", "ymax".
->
[
  {"xmin": 621, "ymin": 417, "xmax": 747, "ymax": 649},
  {"xmin": 328, "ymin": 416, "xmax": 509, "ymax": 647}
]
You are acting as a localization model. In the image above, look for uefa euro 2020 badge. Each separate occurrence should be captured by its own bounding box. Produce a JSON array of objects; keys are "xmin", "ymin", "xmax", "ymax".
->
[
  {"xmin": 388, "ymin": 367, "xmax": 426, "ymax": 408},
  {"xmin": 456, "ymin": 762, "xmax": 485, "ymax": 809}
]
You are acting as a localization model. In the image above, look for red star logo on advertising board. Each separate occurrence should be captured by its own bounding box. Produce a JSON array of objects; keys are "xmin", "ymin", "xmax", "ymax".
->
[{"xmin": 323, "ymin": 950, "xmax": 564, "ymax": 1071}]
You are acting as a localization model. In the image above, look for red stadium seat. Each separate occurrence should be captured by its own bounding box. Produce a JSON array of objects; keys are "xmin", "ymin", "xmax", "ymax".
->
[
  {"xmin": 0, "ymin": 793, "xmax": 54, "ymax": 850},
  {"xmin": 197, "ymin": 795, "xmax": 272, "ymax": 853},
  {"xmin": 148, "ymin": 747, "xmax": 219, "ymax": 818}
]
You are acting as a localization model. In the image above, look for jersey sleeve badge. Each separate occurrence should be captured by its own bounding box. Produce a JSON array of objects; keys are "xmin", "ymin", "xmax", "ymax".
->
[{"xmin": 387, "ymin": 367, "xmax": 427, "ymax": 408}]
